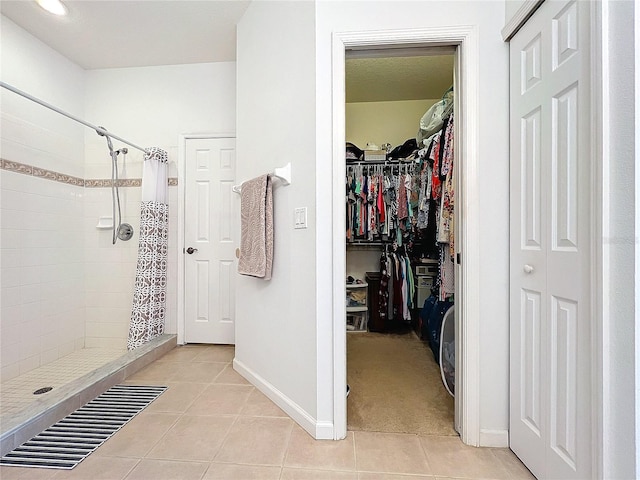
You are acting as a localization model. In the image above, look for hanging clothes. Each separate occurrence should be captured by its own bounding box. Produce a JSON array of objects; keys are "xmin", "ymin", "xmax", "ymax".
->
[
  {"xmin": 397, "ymin": 173, "xmax": 408, "ymax": 221},
  {"xmin": 344, "ymin": 88, "xmax": 455, "ymax": 327},
  {"xmin": 391, "ymin": 254, "xmax": 403, "ymax": 321},
  {"xmin": 439, "ymin": 244, "xmax": 455, "ymax": 301},
  {"xmin": 416, "ymin": 108, "xmax": 455, "ymax": 303},
  {"xmin": 345, "ymin": 163, "xmax": 420, "ymax": 245},
  {"xmin": 378, "ymin": 250, "xmax": 390, "ymax": 322},
  {"xmin": 441, "ymin": 114, "xmax": 455, "ymax": 256}
]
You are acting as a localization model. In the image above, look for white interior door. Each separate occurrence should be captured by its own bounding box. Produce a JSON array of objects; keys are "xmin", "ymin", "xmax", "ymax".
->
[
  {"xmin": 184, "ymin": 137, "xmax": 237, "ymax": 344},
  {"xmin": 509, "ymin": 1, "xmax": 592, "ymax": 478}
]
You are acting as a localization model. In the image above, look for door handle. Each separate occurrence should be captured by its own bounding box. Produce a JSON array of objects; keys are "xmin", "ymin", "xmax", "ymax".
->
[
  {"xmin": 523, "ymin": 264, "xmax": 534, "ymax": 274},
  {"xmin": 186, "ymin": 247, "xmax": 198, "ymax": 254}
]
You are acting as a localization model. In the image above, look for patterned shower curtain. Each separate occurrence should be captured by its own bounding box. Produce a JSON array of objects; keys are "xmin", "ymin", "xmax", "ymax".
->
[{"xmin": 128, "ymin": 147, "xmax": 168, "ymax": 350}]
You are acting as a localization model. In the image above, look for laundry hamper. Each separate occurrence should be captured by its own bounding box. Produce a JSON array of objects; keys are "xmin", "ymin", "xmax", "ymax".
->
[{"xmin": 439, "ymin": 305, "xmax": 455, "ymax": 397}]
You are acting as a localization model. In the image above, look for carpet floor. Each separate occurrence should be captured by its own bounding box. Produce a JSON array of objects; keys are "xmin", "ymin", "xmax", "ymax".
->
[{"xmin": 347, "ymin": 331, "xmax": 456, "ymax": 436}]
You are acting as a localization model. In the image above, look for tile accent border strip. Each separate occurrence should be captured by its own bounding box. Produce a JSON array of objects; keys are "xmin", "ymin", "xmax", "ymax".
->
[
  {"xmin": 1, "ymin": 158, "xmax": 178, "ymax": 187},
  {"xmin": 84, "ymin": 179, "xmax": 142, "ymax": 188},
  {"xmin": 2, "ymin": 159, "xmax": 85, "ymax": 187}
]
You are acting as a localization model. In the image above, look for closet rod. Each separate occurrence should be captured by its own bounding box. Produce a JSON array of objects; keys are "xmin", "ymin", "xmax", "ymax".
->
[
  {"xmin": 347, "ymin": 244, "xmax": 384, "ymax": 248},
  {"xmin": 347, "ymin": 159, "xmax": 417, "ymax": 165},
  {"xmin": 1, "ymin": 81, "xmax": 146, "ymax": 153}
]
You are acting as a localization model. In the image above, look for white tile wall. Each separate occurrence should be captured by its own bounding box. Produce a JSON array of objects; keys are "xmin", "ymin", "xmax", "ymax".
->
[
  {"xmin": 83, "ymin": 185, "xmax": 139, "ymax": 349},
  {"xmin": 1, "ymin": 171, "xmax": 84, "ymax": 382},
  {"xmin": 85, "ymin": 144, "xmax": 145, "ymax": 180},
  {"xmin": 0, "ymin": 112, "xmax": 84, "ymax": 179},
  {"xmin": 1, "ymin": 157, "xmax": 179, "ymax": 381}
]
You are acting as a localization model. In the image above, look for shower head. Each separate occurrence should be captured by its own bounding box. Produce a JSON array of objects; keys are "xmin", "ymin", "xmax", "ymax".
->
[{"xmin": 97, "ymin": 127, "xmax": 128, "ymax": 157}]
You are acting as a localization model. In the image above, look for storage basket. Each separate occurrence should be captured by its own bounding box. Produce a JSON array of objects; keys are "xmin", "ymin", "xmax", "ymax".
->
[{"xmin": 364, "ymin": 150, "xmax": 386, "ymax": 161}]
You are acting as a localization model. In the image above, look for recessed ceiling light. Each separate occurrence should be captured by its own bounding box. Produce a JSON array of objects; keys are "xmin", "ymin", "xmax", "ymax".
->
[{"xmin": 36, "ymin": 0, "xmax": 67, "ymax": 16}]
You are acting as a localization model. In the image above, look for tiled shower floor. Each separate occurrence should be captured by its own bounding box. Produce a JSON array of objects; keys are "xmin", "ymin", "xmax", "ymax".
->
[{"xmin": 0, "ymin": 349, "xmax": 125, "ymax": 419}]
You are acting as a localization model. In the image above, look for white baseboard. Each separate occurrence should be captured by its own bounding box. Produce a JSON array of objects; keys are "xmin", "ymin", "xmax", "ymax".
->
[
  {"xmin": 479, "ymin": 429, "xmax": 509, "ymax": 447},
  {"xmin": 314, "ymin": 421, "xmax": 334, "ymax": 440},
  {"xmin": 233, "ymin": 358, "xmax": 333, "ymax": 440}
]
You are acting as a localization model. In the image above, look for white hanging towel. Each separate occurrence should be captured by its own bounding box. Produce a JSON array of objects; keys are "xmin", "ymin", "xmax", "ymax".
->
[{"xmin": 238, "ymin": 174, "xmax": 273, "ymax": 280}]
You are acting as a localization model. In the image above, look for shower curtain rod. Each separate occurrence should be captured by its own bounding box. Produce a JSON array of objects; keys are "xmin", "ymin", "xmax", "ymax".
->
[{"xmin": 0, "ymin": 81, "xmax": 146, "ymax": 153}]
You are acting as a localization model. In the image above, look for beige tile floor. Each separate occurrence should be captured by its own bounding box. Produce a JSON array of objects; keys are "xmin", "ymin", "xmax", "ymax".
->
[{"xmin": 0, "ymin": 345, "xmax": 536, "ymax": 480}]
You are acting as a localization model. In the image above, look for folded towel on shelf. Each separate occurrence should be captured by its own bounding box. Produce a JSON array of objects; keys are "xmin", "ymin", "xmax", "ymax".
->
[{"xmin": 238, "ymin": 174, "xmax": 273, "ymax": 280}]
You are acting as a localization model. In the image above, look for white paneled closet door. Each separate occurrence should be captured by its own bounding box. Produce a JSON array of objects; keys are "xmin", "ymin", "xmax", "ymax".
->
[{"xmin": 509, "ymin": 1, "xmax": 593, "ymax": 479}]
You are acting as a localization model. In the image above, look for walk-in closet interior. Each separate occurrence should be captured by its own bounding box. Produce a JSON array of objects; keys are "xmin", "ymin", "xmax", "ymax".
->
[{"xmin": 345, "ymin": 48, "xmax": 458, "ymax": 436}]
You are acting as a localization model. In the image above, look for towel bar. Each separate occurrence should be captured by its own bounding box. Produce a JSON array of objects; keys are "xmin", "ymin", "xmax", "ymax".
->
[{"xmin": 232, "ymin": 162, "xmax": 291, "ymax": 194}]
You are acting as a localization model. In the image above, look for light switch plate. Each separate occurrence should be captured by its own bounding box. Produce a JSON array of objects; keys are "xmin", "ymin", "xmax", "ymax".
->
[{"xmin": 294, "ymin": 207, "xmax": 307, "ymax": 229}]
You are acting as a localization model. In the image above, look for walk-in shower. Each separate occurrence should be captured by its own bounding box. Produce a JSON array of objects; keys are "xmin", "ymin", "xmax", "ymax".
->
[{"xmin": 0, "ymin": 81, "xmax": 176, "ymax": 455}]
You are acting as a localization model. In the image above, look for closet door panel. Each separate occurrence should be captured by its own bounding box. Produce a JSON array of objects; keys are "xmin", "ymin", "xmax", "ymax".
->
[
  {"xmin": 509, "ymin": 12, "xmax": 549, "ymax": 470},
  {"xmin": 521, "ymin": 107, "xmax": 543, "ymax": 250},
  {"xmin": 510, "ymin": 1, "xmax": 592, "ymax": 479},
  {"xmin": 520, "ymin": 288, "xmax": 542, "ymax": 435},
  {"xmin": 550, "ymin": 83, "xmax": 579, "ymax": 251},
  {"xmin": 549, "ymin": 295, "xmax": 578, "ymax": 468}
]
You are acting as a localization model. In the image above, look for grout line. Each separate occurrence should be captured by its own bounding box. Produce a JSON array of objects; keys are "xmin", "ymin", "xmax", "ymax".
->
[
  {"xmin": 352, "ymin": 429, "xmax": 359, "ymax": 472},
  {"xmin": 281, "ymin": 420, "xmax": 295, "ymax": 469},
  {"xmin": 281, "ymin": 415, "xmax": 295, "ymax": 469},
  {"xmin": 121, "ymin": 457, "xmax": 143, "ymax": 480},
  {"xmin": 139, "ymin": 405, "xmax": 182, "ymax": 461},
  {"xmin": 210, "ymin": 413, "xmax": 242, "ymax": 464}
]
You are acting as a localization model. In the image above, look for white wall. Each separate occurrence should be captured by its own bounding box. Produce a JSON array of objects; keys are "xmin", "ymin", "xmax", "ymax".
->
[
  {"xmin": 636, "ymin": 1, "xmax": 640, "ymax": 474},
  {"xmin": 600, "ymin": 1, "xmax": 637, "ymax": 477},
  {"xmin": 84, "ymin": 62, "xmax": 237, "ymax": 347},
  {"xmin": 235, "ymin": 0, "xmax": 319, "ymax": 432},
  {"xmin": 346, "ymin": 250, "xmax": 379, "ymax": 282},
  {"xmin": 346, "ymin": 99, "xmax": 438, "ymax": 149},
  {"xmin": 84, "ymin": 63, "xmax": 236, "ymax": 179},
  {"xmin": 316, "ymin": 1, "xmax": 510, "ymax": 442},
  {"xmin": 0, "ymin": 15, "xmax": 86, "ymax": 380},
  {"xmin": 636, "ymin": 1, "xmax": 640, "ymax": 472}
]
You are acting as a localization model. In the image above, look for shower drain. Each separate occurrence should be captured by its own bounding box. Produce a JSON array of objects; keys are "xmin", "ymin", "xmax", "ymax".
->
[
  {"xmin": 2, "ymin": 384, "xmax": 167, "ymax": 470},
  {"xmin": 33, "ymin": 387, "xmax": 53, "ymax": 395}
]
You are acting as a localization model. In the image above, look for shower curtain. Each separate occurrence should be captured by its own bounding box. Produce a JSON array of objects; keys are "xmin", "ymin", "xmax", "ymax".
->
[{"xmin": 128, "ymin": 147, "xmax": 168, "ymax": 350}]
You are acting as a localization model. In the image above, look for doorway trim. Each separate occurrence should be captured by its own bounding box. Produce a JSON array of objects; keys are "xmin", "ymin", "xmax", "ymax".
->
[
  {"xmin": 177, "ymin": 132, "xmax": 236, "ymax": 346},
  {"xmin": 331, "ymin": 26, "xmax": 481, "ymax": 445}
]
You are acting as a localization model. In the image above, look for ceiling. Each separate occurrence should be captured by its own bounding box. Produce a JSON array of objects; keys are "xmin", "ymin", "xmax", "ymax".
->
[
  {"xmin": 1, "ymin": 1, "xmax": 454, "ymax": 102},
  {"xmin": 0, "ymin": 0, "xmax": 251, "ymax": 69},
  {"xmin": 346, "ymin": 54, "xmax": 455, "ymax": 103}
]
